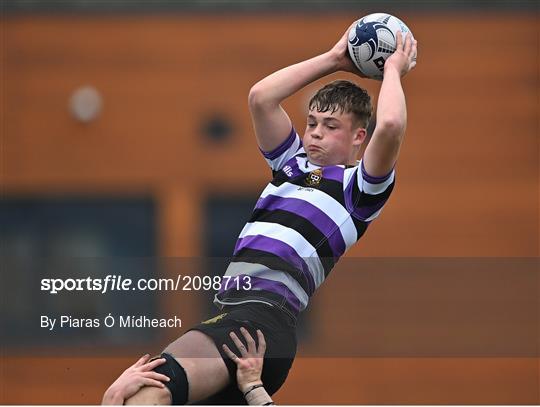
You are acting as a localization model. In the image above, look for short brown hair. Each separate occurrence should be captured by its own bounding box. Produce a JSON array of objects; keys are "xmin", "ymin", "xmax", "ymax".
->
[{"xmin": 308, "ymin": 80, "xmax": 372, "ymax": 128}]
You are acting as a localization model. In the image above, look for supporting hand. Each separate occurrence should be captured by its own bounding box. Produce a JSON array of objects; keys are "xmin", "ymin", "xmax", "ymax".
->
[
  {"xmin": 384, "ymin": 31, "xmax": 418, "ymax": 77},
  {"xmin": 328, "ymin": 22, "xmax": 367, "ymax": 77},
  {"xmin": 222, "ymin": 327, "xmax": 266, "ymax": 394},
  {"xmin": 102, "ymin": 355, "xmax": 170, "ymax": 405}
]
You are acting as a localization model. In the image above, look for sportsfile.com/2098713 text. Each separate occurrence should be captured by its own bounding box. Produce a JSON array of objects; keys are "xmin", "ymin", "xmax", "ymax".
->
[{"xmin": 40, "ymin": 275, "xmax": 252, "ymax": 294}]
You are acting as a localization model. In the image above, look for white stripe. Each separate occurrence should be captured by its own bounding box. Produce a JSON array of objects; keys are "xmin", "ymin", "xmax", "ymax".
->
[
  {"xmin": 240, "ymin": 221, "xmax": 324, "ymax": 288},
  {"xmin": 223, "ymin": 262, "xmax": 309, "ymax": 310},
  {"xmin": 260, "ymin": 182, "xmax": 358, "ymax": 249},
  {"xmin": 357, "ymin": 161, "xmax": 395, "ymax": 195},
  {"xmin": 214, "ymin": 296, "xmax": 274, "ymax": 309},
  {"xmin": 258, "ymin": 183, "xmax": 278, "ymax": 200},
  {"xmin": 237, "ymin": 222, "xmax": 251, "ymax": 240},
  {"xmin": 295, "ymin": 154, "xmax": 319, "ymax": 173},
  {"xmin": 265, "ymin": 134, "xmax": 301, "ymax": 171},
  {"xmin": 343, "ymin": 166, "xmax": 358, "ymax": 192}
]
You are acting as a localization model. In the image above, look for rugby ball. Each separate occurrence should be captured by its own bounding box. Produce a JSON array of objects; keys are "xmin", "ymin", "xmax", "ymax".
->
[{"xmin": 348, "ymin": 13, "xmax": 413, "ymax": 80}]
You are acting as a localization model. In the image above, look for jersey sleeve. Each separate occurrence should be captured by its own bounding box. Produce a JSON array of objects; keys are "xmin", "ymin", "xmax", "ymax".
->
[
  {"xmin": 259, "ymin": 127, "xmax": 303, "ymax": 171},
  {"xmin": 344, "ymin": 158, "xmax": 396, "ymax": 222}
]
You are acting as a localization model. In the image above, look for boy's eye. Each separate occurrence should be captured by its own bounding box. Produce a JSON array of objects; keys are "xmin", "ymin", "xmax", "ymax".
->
[
  {"xmin": 307, "ymin": 123, "xmax": 316, "ymax": 127},
  {"xmin": 327, "ymin": 125, "xmax": 336, "ymax": 129}
]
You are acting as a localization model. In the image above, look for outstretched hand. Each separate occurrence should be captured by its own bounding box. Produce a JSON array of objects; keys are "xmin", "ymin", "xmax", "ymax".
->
[
  {"xmin": 222, "ymin": 327, "xmax": 267, "ymax": 394},
  {"xmin": 384, "ymin": 30, "xmax": 418, "ymax": 77},
  {"xmin": 102, "ymin": 354, "xmax": 170, "ymax": 405},
  {"xmin": 329, "ymin": 22, "xmax": 367, "ymax": 77}
]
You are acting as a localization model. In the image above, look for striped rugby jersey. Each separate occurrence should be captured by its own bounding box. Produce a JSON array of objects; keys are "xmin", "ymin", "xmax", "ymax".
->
[{"xmin": 214, "ymin": 127, "xmax": 395, "ymax": 319}]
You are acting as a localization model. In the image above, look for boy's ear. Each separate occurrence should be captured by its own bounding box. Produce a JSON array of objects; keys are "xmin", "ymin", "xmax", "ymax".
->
[{"xmin": 352, "ymin": 128, "xmax": 367, "ymax": 146}]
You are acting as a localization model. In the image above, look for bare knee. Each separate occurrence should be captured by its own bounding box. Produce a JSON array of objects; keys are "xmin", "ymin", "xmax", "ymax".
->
[
  {"xmin": 124, "ymin": 386, "xmax": 172, "ymax": 405},
  {"xmin": 164, "ymin": 331, "xmax": 230, "ymax": 402}
]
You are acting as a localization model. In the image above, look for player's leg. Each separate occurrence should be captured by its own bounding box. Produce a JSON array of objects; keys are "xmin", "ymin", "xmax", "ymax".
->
[
  {"xmin": 124, "ymin": 330, "xmax": 230, "ymax": 405},
  {"xmin": 164, "ymin": 330, "xmax": 230, "ymax": 401},
  {"xmin": 123, "ymin": 383, "xmax": 172, "ymax": 405}
]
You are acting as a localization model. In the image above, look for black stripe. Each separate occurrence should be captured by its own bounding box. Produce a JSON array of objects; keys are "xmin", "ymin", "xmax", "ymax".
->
[
  {"xmin": 232, "ymin": 248, "xmax": 311, "ymax": 295},
  {"xmin": 351, "ymin": 216, "xmax": 369, "ymax": 239},
  {"xmin": 271, "ymin": 171, "xmax": 295, "ymax": 187},
  {"xmin": 285, "ymin": 176, "xmax": 346, "ymax": 207},
  {"xmin": 250, "ymin": 208, "xmax": 336, "ymax": 277},
  {"xmin": 351, "ymin": 174, "xmax": 395, "ymax": 209},
  {"xmin": 271, "ymin": 166, "xmax": 305, "ymax": 187},
  {"xmin": 271, "ymin": 154, "xmax": 302, "ymax": 187}
]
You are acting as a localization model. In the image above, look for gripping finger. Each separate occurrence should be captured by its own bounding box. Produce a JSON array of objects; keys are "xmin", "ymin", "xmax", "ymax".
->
[
  {"xmin": 229, "ymin": 331, "xmax": 248, "ymax": 357},
  {"xmin": 133, "ymin": 354, "xmax": 151, "ymax": 368},
  {"xmin": 412, "ymin": 39, "xmax": 418, "ymax": 60},
  {"xmin": 395, "ymin": 30, "xmax": 403, "ymax": 50},
  {"xmin": 222, "ymin": 344, "xmax": 241, "ymax": 364},
  {"xmin": 256, "ymin": 329, "xmax": 266, "ymax": 356},
  {"xmin": 240, "ymin": 327, "xmax": 256, "ymax": 354},
  {"xmin": 142, "ymin": 357, "xmax": 167, "ymax": 372},
  {"xmin": 142, "ymin": 371, "xmax": 171, "ymax": 382},
  {"xmin": 142, "ymin": 378, "xmax": 166, "ymax": 389},
  {"xmin": 403, "ymin": 32, "xmax": 413, "ymax": 55}
]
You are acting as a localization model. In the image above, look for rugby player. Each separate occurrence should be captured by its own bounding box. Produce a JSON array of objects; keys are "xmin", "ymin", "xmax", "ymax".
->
[{"xmin": 115, "ymin": 23, "xmax": 417, "ymax": 405}]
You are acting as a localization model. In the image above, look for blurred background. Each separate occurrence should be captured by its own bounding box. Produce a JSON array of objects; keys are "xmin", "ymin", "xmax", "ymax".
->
[{"xmin": 1, "ymin": 0, "xmax": 538, "ymax": 404}]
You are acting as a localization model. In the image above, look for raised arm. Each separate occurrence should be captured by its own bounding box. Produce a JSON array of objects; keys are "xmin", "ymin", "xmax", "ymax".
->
[
  {"xmin": 248, "ymin": 23, "xmax": 362, "ymax": 152},
  {"xmin": 363, "ymin": 31, "xmax": 417, "ymax": 177}
]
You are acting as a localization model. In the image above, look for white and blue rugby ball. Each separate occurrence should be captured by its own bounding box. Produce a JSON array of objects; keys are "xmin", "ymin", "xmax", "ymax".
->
[{"xmin": 348, "ymin": 13, "xmax": 414, "ymax": 80}]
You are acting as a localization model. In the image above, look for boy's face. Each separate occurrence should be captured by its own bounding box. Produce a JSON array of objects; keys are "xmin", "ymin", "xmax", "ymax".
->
[{"xmin": 303, "ymin": 108, "xmax": 365, "ymax": 166}]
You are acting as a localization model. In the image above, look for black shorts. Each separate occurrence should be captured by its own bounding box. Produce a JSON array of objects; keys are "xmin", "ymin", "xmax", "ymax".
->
[{"xmin": 188, "ymin": 302, "xmax": 297, "ymax": 405}]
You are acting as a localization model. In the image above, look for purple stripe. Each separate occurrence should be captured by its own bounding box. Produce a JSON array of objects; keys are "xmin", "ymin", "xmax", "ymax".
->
[
  {"xmin": 233, "ymin": 235, "xmax": 315, "ymax": 295},
  {"xmin": 361, "ymin": 160, "xmax": 394, "ymax": 184},
  {"xmin": 353, "ymin": 200, "xmax": 387, "ymax": 220},
  {"xmin": 322, "ymin": 166, "xmax": 344, "ymax": 183},
  {"xmin": 344, "ymin": 171, "xmax": 357, "ymax": 213},
  {"xmin": 282, "ymin": 156, "xmax": 304, "ymax": 179},
  {"xmin": 255, "ymin": 195, "xmax": 346, "ymax": 258},
  {"xmin": 344, "ymin": 170, "xmax": 389, "ymax": 220},
  {"xmin": 260, "ymin": 127, "xmax": 297, "ymax": 160},
  {"xmin": 218, "ymin": 274, "xmax": 301, "ymax": 314}
]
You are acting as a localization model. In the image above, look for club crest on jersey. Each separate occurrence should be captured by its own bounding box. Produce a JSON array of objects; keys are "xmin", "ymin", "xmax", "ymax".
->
[{"xmin": 305, "ymin": 169, "xmax": 323, "ymax": 187}]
